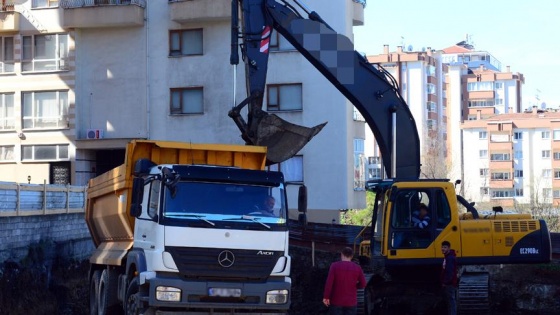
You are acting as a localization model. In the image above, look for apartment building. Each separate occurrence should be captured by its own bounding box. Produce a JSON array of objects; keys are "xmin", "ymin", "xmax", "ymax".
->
[
  {"xmin": 0, "ymin": 0, "xmax": 75, "ymax": 184},
  {"xmin": 462, "ymin": 108, "xmax": 560, "ymax": 208},
  {"xmin": 365, "ymin": 45, "xmax": 448, "ymax": 179},
  {"xmin": 0, "ymin": 0, "xmax": 367, "ymax": 223}
]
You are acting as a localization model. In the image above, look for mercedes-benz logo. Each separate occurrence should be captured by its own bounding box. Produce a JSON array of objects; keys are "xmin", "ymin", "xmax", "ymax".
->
[{"xmin": 218, "ymin": 250, "xmax": 235, "ymax": 268}]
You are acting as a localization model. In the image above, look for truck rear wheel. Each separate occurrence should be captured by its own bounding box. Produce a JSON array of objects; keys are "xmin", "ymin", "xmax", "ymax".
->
[
  {"xmin": 90, "ymin": 270, "xmax": 101, "ymax": 315},
  {"xmin": 124, "ymin": 277, "xmax": 141, "ymax": 315}
]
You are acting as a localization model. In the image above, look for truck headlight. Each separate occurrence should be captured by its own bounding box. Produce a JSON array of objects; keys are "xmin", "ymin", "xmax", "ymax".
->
[
  {"xmin": 266, "ymin": 289, "xmax": 289, "ymax": 304},
  {"xmin": 156, "ymin": 286, "xmax": 181, "ymax": 302}
]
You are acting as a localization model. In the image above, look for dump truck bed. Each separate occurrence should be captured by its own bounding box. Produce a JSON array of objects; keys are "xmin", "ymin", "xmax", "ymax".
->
[{"xmin": 86, "ymin": 140, "xmax": 267, "ymax": 265}]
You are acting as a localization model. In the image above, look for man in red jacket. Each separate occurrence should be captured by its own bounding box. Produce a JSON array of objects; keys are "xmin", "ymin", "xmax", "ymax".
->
[
  {"xmin": 441, "ymin": 240, "xmax": 458, "ymax": 315},
  {"xmin": 323, "ymin": 247, "xmax": 367, "ymax": 315}
]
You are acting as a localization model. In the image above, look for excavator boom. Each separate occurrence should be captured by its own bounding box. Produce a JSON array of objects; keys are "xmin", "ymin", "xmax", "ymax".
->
[{"xmin": 231, "ymin": 0, "xmax": 420, "ymax": 179}]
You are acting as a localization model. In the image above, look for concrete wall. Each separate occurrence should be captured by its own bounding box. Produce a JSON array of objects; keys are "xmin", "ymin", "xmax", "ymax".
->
[{"xmin": 0, "ymin": 213, "xmax": 94, "ymax": 263}]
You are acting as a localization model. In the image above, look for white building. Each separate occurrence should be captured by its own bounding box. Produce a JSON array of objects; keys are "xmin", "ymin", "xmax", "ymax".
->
[
  {"xmin": 0, "ymin": 0, "xmax": 368, "ymax": 223},
  {"xmin": 366, "ymin": 45, "xmax": 448, "ymax": 179}
]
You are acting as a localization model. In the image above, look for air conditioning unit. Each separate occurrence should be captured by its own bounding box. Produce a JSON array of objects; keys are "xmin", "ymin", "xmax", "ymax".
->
[{"xmin": 86, "ymin": 129, "xmax": 103, "ymax": 139}]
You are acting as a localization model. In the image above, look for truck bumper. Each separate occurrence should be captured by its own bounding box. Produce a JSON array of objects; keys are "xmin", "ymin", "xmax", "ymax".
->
[{"xmin": 145, "ymin": 274, "xmax": 290, "ymax": 313}]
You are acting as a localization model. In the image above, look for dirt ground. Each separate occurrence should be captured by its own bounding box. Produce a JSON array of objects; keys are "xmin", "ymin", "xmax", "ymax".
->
[{"xmin": 0, "ymin": 257, "xmax": 558, "ymax": 315}]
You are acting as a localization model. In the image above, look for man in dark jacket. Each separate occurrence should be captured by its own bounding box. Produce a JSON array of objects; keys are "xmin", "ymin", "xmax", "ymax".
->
[
  {"xmin": 323, "ymin": 247, "xmax": 367, "ymax": 315},
  {"xmin": 440, "ymin": 240, "xmax": 457, "ymax": 315}
]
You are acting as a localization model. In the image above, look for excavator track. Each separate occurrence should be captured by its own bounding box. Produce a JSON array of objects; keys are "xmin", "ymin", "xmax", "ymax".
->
[{"xmin": 457, "ymin": 272, "xmax": 490, "ymax": 315}]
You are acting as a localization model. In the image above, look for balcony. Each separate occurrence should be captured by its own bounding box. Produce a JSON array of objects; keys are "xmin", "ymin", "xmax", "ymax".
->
[
  {"xmin": 169, "ymin": 0, "xmax": 230, "ymax": 23},
  {"xmin": 0, "ymin": 3, "xmax": 19, "ymax": 33},
  {"xmin": 61, "ymin": 0, "xmax": 146, "ymax": 29},
  {"xmin": 352, "ymin": 0, "xmax": 365, "ymax": 26}
]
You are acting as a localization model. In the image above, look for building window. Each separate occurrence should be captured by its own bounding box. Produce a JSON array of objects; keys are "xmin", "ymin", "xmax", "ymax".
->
[
  {"xmin": 427, "ymin": 119, "xmax": 436, "ymax": 130},
  {"xmin": 542, "ymin": 169, "xmax": 552, "ymax": 178},
  {"xmin": 491, "ymin": 172, "xmax": 510, "ymax": 180},
  {"xmin": 554, "ymin": 152, "xmax": 560, "ymax": 160},
  {"xmin": 555, "ymin": 169, "xmax": 560, "ymax": 179},
  {"xmin": 426, "ymin": 65, "xmax": 436, "ymax": 77},
  {"xmin": 492, "ymin": 190, "xmax": 512, "ymax": 198},
  {"xmin": 0, "ymin": 93, "xmax": 15, "ymax": 130},
  {"xmin": 468, "ymin": 99, "xmax": 494, "ymax": 107},
  {"xmin": 0, "ymin": 36, "xmax": 14, "ymax": 73},
  {"xmin": 514, "ymin": 170, "xmax": 523, "ymax": 178},
  {"xmin": 554, "ymin": 190, "xmax": 560, "ymax": 198},
  {"xmin": 554, "ymin": 130, "xmax": 560, "ymax": 140},
  {"xmin": 169, "ymin": 29, "xmax": 203, "ymax": 56},
  {"xmin": 479, "ymin": 150, "xmax": 488, "ymax": 158},
  {"xmin": 368, "ymin": 167, "xmax": 381, "ymax": 179},
  {"xmin": 490, "ymin": 153, "xmax": 510, "ymax": 161},
  {"xmin": 495, "ymin": 98, "xmax": 504, "ymax": 105},
  {"xmin": 0, "ymin": 145, "xmax": 14, "ymax": 162},
  {"xmin": 268, "ymin": 155, "xmax": 303, "ymax": 182},
  {"xmin": 542, "ymin": 131, "xmax": 551, "ymax": 139},
  {"xmin": 32, "ymin": 0, "xmax": 58, "ymax": 8},
  {"xmin": 427, "ymin": 101, "xmax": 436, "ymax": 113},
  {"xmin": 542, "ymin": 150, "xmax": 551, "ymax": 158},
  {"xmin": 22, "ymin": 90, "xmax": 68, "ymax": 129},
  {"xmin": 480, "ymin": 187, "xmax": 489, "ymax": 195},
  {"xmin": 467, "ymin": 81, "xmax": 493, "ymax": 91},
  {"xmin": 426, "ymin": 83, "xmax": 436, "ymax": 95},
  {"xmin": 170, "ymin": 87, "xmax": 203, "ymax": 114},
  {"xmin": 353, "ymin": 139, "xmax": 366, "ymax": 190},
  {"xmin": 513, "ymin": 132, "xmax": 523, "ymax": 140},
  {"xmin": 515, "ymin": 188, "xmax": 523, "ymax": 197},
  {"xmin": 269, "ymin": 30, "xmax": 295, "ymax": 51},
  {"xmin": 267, "ymin": 84, "xmax": 302, "ymax": 111},
  {"xmin": 22, "ymin": 34, "xmax": 68, "ymax": 72},
  {"xmin": 479, "ymin": 131, "xmax": 487, "ymax": 139},
  {"xmin": 22, "ymin": 144, "xmax": 69, "ymax": 161},
  {"xmin": 543, "ymin": 188, "xmax": 552, "ymax": 198},
  {"xmin": 353, "ymin": 107, "xmax": 365, "ymax": 121},
  {"xmin": 495, "ymin": 82, "xmax": 503, "ymax": 90},
  {"xmin": 514, "ymin": 150, "xmax": 523, "ymax": 159},
  {"xmin": 480, "ymin": 168, "xmax": 488, "ymax": 176}
]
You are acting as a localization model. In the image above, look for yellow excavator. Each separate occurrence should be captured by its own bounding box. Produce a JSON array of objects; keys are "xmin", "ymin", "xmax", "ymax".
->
[{"xmin": 230, "ymin": 0, "xmax": 551, "ymax": 314}]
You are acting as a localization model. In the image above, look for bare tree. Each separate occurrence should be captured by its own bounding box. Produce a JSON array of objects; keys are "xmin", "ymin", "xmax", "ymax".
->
[{"xmin": 420, "ymin": 135, "xmax": 452, "ymax": 179}]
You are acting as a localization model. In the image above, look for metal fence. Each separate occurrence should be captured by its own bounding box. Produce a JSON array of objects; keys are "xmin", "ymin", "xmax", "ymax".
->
[
  {"xmin": 60, "ymin": 0, "xmax": 146, "ymax": 8},
  {"xmin": 0, "ymin": 182, "xmax": 86, "ymax": 217}
]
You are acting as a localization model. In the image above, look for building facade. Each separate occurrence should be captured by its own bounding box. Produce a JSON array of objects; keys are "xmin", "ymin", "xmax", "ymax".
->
[
  {"xmin": 0, "ymin": 0, "xmax": 367, "ymax": 223},
  {"xmin": 462, "ymin": 109, "xmax": 560, "ymax": 208},
  {"xmin": 366, "ymin": 45, "xmax": 448, "ymax": 180}
]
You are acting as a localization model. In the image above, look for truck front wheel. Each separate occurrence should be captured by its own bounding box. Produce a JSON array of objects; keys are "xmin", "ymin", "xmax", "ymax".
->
[
  {"xmin": 124, "ymin": 277, "xmax": 142, "ymax": 315},
  {"xmin": 90, "ymin": 270, "xmax": 101, "ymax": 315}
]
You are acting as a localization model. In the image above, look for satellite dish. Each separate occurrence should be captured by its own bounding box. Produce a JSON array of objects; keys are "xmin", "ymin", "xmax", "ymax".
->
[
  {"xmin": 421, "ymin": 47, "xmax": 426, "ymax": 52},
  {"xmin": 407, "ymin": 45, "xmax": 413, "ymax": 51}
]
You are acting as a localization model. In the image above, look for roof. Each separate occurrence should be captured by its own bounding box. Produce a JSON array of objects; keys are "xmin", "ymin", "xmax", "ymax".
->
[{"xmin": 442, "ymin": 45, "xmax": 473, "ymax": 54}]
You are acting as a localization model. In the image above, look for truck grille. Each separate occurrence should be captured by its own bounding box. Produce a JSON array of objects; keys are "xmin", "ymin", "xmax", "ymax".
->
[{"xmin": 165, "ymin": 247, "xmax": 282, "ymax": 281}]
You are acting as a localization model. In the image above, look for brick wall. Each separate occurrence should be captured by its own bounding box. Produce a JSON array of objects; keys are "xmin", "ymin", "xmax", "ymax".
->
[{"xmin": 0, "ymin": 213, "xmax": 94, "ymax": 263}]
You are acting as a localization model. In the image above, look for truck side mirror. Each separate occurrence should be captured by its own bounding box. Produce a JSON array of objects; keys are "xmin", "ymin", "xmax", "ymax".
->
[
  {"xmin": 298, "ymin": 185, "xmax": 307, "ymax": 213},
  {"xmin": 130, "ymin": 177, "xmax": 144, "ymax": 217}
]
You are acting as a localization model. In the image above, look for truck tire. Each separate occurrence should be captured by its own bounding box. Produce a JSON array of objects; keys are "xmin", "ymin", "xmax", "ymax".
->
[
  {"xmin": 124, "ymin": 277, "xmax": 141, "ymax": 315},
  {"xmin": 90, "ymin": 270, "xmax": 102, "ymax": 315},
  {"xmin": 99, "ymin": 269, "xmax": 121, "ymax": 315}
]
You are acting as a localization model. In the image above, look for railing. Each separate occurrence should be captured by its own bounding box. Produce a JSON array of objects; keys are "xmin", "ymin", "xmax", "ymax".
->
[
  {"xmin": 0, "ymin": 182, "xmax": 86, "ymax": 217},
  {"xmin": 0, "ymin": 1, "xmax": 14, "ymax": 11},
  {"xmin": 60, "ymin": 0, "xmax": 146, "ymax": 8}
]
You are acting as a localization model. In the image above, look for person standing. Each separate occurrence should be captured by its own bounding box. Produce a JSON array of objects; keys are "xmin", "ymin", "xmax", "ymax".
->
[
  {"xmin": 323, "ymin": 247, "xmax": 367, "ymax": 315},
  {"xmin": 441, "ymin": 240, "xmax": 458, "ymax": 315}
]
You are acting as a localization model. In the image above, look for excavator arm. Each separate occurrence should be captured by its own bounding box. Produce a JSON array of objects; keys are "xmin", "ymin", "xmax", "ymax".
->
[{"xmin": 230, "ymin": 0, "xmax": 420, "ymax": 179}]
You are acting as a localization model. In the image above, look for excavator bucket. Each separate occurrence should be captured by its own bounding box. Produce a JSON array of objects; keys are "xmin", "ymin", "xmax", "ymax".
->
[{"xmin": 252, "ymin": 114, "xmax": 326, "ymax": 165}]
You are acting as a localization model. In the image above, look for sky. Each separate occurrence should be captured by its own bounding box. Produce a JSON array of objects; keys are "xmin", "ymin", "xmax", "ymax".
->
[{"xmin": 353, "ymin": 0, "xmax": 560, "ymax": 109}]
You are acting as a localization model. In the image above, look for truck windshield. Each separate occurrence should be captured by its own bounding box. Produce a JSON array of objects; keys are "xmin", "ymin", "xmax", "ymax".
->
[{"xmin": 162, "ymin": 181, "xmax": 287, "ymax": 225}]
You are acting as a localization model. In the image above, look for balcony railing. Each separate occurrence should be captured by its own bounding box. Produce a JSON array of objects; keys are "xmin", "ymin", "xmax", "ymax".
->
[
  {"xmin": 1, "ymin": 1, "xmax": 14, "ymax": 11},
  {"xmin": 60, "ymin": 0, "xmax": 146, "ymax": 8}
]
